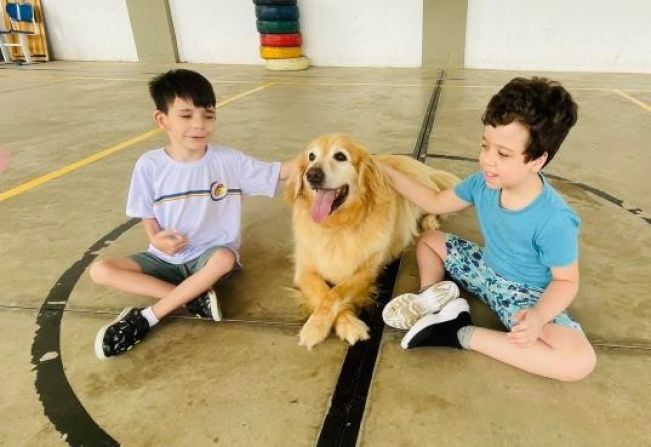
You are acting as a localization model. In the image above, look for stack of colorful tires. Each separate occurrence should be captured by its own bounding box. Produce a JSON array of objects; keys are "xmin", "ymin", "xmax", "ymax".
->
[{"xmin": 254, "ymin": 0, "xmax": 309, "ymax": 71}]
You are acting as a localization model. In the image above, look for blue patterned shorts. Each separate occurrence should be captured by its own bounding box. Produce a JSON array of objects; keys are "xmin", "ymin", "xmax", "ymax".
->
[{"xmin": 443, "ymin": 234, "xmax": 582, "ymax": 332}]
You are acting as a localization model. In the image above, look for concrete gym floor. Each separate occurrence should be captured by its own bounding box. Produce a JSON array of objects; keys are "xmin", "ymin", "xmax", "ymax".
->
[{"xmin": 0, "ymin": 62, "xmax": 649, "ymax": 447}]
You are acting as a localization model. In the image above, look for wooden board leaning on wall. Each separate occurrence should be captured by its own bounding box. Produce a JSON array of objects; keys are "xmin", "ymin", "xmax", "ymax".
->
[{"xmin": 1, "ymin": 0, "xmax": 49, "ymax": 62}]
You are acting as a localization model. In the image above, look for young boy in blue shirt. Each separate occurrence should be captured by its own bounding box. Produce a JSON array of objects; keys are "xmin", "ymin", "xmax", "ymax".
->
[
  {"xmin": 381, "ymin": 77, "xmax": 596, "ymax": 381},
  {"xmin": 90, "ymin": 69, "xmax": 294, "ymax": 359}
]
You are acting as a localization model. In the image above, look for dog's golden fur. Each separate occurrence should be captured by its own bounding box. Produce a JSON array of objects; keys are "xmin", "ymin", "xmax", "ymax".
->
[{"xmin": 285, "ymin": 135, "xmax": 459, "ymax": 349}]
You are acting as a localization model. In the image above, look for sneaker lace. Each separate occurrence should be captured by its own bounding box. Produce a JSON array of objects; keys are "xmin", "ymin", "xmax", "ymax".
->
[{"xmin": 109, "ymin": 311, "xmax": 148, "ymax": 348}]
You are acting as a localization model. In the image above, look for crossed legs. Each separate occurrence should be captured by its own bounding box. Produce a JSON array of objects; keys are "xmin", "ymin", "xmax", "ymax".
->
[
  {"xmin": 412, "ymin": 230, "xmax": 596, "ymax": 381},
  {"xmin": 89, "ymin": 248, "xmax": 235, "ymax": 320}
]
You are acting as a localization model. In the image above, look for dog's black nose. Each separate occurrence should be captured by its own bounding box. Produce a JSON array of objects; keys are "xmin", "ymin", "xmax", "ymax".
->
[{"xmin": 306, "ymin": 167, "xmax": 324, "ymax": 186}]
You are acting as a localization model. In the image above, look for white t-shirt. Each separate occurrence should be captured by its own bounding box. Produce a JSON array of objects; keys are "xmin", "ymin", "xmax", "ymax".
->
[{"xmin": 126, "ymin": 145, "xmax": 281, "ymax": 264}]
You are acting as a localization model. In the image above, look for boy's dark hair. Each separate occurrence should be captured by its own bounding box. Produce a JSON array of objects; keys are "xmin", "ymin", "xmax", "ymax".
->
[
  {"xmin": 148, "ymin": 69, "xmax": 216, "ymax": 113},
  {"xmin": 482, "ymin": 77, "xmax": 577, "ymax": 167}
]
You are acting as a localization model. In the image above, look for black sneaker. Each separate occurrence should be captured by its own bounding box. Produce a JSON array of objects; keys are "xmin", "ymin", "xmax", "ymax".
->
[
  {"xmin": 400, "ymin": 298, "xmax": 473, "ymax": 350},
  {"xmin": 95, "ymin": 307, "xmax": 150, "ymax": 359},
  {"xmin": 185, "ymin": 288, "xmax": 222, "ymax": 322}
]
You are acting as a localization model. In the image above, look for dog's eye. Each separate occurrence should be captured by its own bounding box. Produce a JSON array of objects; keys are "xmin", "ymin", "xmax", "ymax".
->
[
  {"xmin": 333, "ymin": 152, "xmax": 347, "ymax": 162},
  {"xmin": 308, "ymin": 153, "xmax": 315, "ymax": 162}
]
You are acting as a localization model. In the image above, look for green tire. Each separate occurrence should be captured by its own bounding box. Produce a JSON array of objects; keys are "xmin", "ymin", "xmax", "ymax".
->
[{"xmin": 256, "ymin": 20, "xmax": 299, "ymax": 34}]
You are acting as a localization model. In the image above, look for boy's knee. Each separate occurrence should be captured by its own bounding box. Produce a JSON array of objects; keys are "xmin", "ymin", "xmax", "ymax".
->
[
  {"xmin": 212, "ymin": 249, "xmax": 236, "ymax": 271},
  {"xmin": 417, "ymin": 229, "xmax": 445, "ymax": 246},
  {"xmin": 416, "ymin": 230, "xmax": 447, "ymax": 256},
  {"xmin": 89, "ymin": 259, "xmax": 111, "ymax": 285},
  {"xmin": 557, "ymin": 344, "xmax": 597, "ymax": 382},
  {"xmin": 574, "ymin": 345, "xmax": 597, "ymax": 380}
]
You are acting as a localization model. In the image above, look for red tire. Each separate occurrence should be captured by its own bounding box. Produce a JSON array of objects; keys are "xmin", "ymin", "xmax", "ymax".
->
[{"xmin": 260, "ymin": 33, "xmax": 302, "ymax": 47}]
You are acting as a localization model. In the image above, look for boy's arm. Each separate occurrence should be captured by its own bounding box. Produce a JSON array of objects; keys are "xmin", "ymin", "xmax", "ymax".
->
[
  {"xmin": 141, "ymin": 218, "xmax": 161, "ymax": 240},
  {"xmin": 535, "ymin": 261, "xmax": 580, "ymax": 323},
  {"xmin": 509, "ymin": 261, "xmax": 580, "ymax": 347},
  {"xmin": 141, "ymin": 218, "xmax": 187, "ymax": 255},
  {"xmin": 381, "ymin": 163, "xmax": 470, "ymax": 215}
]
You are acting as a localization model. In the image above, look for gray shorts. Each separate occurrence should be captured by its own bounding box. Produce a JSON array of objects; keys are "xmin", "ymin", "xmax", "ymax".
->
[{"xmin": 129, "ymin": 246, "xmax": 239, "ymax": 285}]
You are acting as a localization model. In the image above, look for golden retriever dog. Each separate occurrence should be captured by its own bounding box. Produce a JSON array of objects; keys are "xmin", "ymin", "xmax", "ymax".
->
[{"xmin": 284, "ymin": 134, "xmax": 460, "ymax": 350}]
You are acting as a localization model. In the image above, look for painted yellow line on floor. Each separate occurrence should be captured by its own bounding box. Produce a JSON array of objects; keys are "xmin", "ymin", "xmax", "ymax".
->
[
  {"xmin": 54, "ymin": 76, "xmax": 262, "ymax": 84},
  {"xmin": 0, "ymin": 128, "xmax": 162, "ymax": 203},
  {"xmin": 614, "ymin": 89, "xmax": 651, "ymax": 112},
  {"xmin": 217, "ymin": 82, "xmax": 275, "ymax": 106},
  {"xmin": 0, "ymin": 83, "xmax": 275, "ymax": 203}
]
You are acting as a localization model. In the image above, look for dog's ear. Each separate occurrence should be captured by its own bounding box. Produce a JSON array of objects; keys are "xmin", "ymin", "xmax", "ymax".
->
[
  {"xmin": 284, "ymin": 154, "xmax": 306, "ymax": 204},
  {"xmin": 358, "ymin": 156, "xmax": 390, "ymax": 200}
]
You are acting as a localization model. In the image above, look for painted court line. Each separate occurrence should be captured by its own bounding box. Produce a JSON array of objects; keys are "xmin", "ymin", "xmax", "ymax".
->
[
  {"xmin": 613, "ymin": 89, "xmax": 651, "ymax": 112},
  {"xmin": 7, "ymin": 70, "xmax": 651, "ymax": 92},
  {"xmin": 0, "ymin": 83, "xmax": 275, "ymax": 203}
]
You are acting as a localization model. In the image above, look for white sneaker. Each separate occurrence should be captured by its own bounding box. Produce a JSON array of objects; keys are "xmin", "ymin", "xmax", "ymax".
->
[{"xmin": 382, "ymin": 281, "xmax": 460, "ymax": 330}]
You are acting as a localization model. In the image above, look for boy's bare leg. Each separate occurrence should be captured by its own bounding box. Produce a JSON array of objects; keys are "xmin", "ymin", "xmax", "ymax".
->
[
  {"xmin": 89, "ymin": 257, "xmax": 175, "ymax": 299},
  {"xmin": 468, "ymin": 324, "xmax": 596, "ymax": 381},
  {"xmin": 415, "ymin": 230, "xmax": 448, "ymax": 289},
  {"xmin": 151, "ymin": 248, "xmax": 235, "ymax": 319}
]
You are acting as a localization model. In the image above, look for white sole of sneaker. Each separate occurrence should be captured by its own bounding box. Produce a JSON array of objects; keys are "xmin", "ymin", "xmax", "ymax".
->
[
  {"xmin": 383, "ymin": 281, "xmax": 459, "ymax": 330},
  {"xmin": 207, "ymin": 289, "xmax": 222, "ymax": 322},
  {"xmin": 94, "ymin": 307, "xmax": 133, "ymax": 360},
  {"xmin": 400, "ymin": 298, "xmax": 469, "ymax": 350}
]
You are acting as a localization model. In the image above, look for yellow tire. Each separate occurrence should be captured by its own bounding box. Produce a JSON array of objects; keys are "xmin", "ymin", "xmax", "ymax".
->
[
  {"xmin": 260, "ymin": 46, "xmax": 302, "ymax": 59},
  {"xmin": 264, "ymin": 56, "xmax": 310, "ymax": 71}
]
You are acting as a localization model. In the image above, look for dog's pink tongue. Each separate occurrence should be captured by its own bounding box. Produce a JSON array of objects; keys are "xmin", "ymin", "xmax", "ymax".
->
[{"xmin": 311, "ymin": 189, "xmax": 336, "ymax": 223}]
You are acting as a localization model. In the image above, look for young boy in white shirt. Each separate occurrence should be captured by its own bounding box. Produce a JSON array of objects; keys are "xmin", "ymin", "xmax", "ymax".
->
[{"xmin": 90, "ymin": 69, "xmax": 293, "ymax": 359}]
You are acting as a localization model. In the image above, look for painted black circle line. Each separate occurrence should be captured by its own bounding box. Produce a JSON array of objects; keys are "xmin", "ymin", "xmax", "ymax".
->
[
  {"xmin": 31, "ymin": 217, "xmax": 139, "ymax": 447},
  {"xmin": 29, "ymin": 166, "xmax": 646, "ymax": 447}
]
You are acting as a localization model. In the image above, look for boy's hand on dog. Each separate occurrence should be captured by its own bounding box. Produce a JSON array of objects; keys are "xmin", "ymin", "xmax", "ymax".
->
[
  {"xmin": 151, "ymin": 229, "xmax": 187, "ymax": 255},
  {"xmin": 508, "ymin": 308, "xmax": 544, "ymax": 348}
]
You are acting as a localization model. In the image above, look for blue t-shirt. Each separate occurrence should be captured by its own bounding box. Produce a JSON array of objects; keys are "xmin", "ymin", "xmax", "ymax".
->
[{"xmin": 454, "ymin": 171, "xmax": 580, "ymax": 289}]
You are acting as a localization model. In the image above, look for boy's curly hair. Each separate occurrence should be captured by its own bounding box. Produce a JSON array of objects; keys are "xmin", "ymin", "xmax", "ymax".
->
[
  {"xmin": 149, "ymin": 69, "xmax": 216, "ymax": 114},
  {"xmin": 482, "ymin": 77, "xmax": 577, "ymax": 167}
]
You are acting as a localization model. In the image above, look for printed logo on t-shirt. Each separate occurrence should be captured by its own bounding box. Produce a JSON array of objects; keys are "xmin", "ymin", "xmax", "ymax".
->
[
  {"xmin": 210, "ymin": 182, "xmax": 228, "ymax": 201},
  {"xmin": 153, "ymin": 181, "xmax": 241, "ymax": 205}
]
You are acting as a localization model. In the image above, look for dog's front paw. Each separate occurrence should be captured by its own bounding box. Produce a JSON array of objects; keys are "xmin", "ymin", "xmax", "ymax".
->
[
  {"xmin": 334, "ymin": 312, "xmax": 370, "ymax": 346},
  {"xmin": 298, "ymin": 313, "xmax": 333, "ymax": 350}
]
